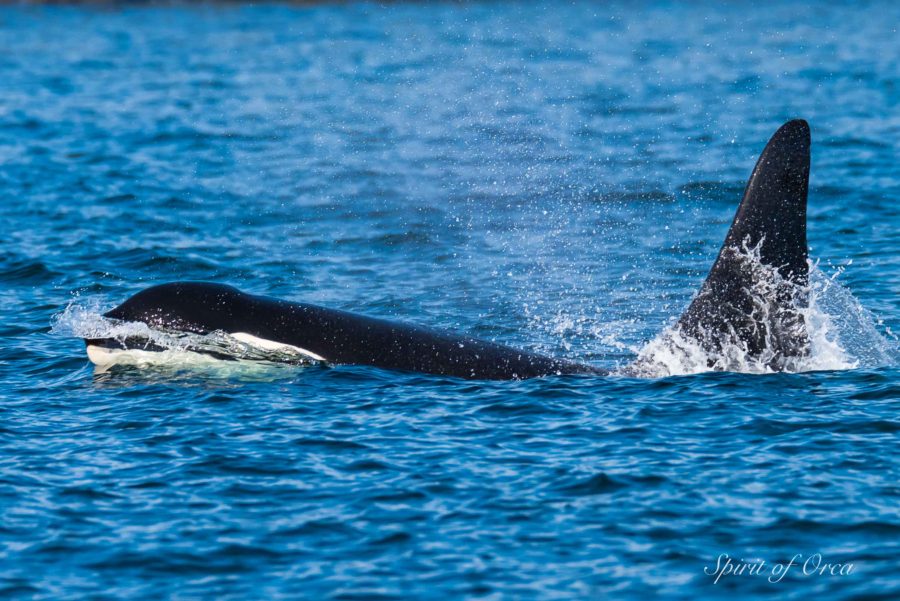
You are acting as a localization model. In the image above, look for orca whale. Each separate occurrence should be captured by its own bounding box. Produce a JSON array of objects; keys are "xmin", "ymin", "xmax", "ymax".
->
[{"xmin": 84, "ymin": 119, "xmax": 811, "ymax": 379}]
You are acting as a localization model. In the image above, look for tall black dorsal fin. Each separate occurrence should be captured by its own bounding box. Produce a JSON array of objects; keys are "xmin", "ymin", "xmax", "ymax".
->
[
  {"xmin": 717, "ymin": 119, "xmax": 810, "ymax": 282},
  {"xmin": 675, "ymin": 120, "xmax": 811, "ymax": 365}
]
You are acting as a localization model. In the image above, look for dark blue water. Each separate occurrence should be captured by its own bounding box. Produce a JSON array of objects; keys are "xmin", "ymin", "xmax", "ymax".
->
[{"xmin": 2, "ymin": 2, "xmax": 899, "ymax": 599}]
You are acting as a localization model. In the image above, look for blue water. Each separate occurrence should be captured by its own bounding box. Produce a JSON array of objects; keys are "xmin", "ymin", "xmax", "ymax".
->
[{"xmin": 2, "ymin": 1, "xmax": 899, "ymax": 599}]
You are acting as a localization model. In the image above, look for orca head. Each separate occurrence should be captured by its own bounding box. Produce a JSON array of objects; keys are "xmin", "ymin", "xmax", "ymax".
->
[
  {"xmin": 83, "ymin": 282, "xmax": 250, "ymax": 360},
  {"xmin": 102, "ymin": 282, "xmax": 247, "ymax": 332}
]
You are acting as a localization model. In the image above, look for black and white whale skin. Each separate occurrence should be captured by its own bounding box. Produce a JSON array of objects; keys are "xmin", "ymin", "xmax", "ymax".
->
[
  {"xmin": 87, "ymin": 282, "xmax": 603, "ymax": 379},
  {"xmin": 85, "ymin": 120, "xmax": 812, "ymax": 379}
]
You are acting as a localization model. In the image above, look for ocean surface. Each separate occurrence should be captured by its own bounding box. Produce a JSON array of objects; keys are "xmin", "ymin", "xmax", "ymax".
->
[{"xmin": 1, "ymin": 1, "xmax": 898, "ymax": 599}]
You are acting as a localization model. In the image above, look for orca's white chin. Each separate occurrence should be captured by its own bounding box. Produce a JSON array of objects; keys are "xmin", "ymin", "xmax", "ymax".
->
[
  {"xmin": 84, "ymin": 332, "xmax": 325, "ymax": 369},
  {"xmin": 85, "ymin": 344, "xmax": 216, "ymax": 368},
  {"xmin": 85, "ymin": 343, "xmax": 118, "ymax": 366}
]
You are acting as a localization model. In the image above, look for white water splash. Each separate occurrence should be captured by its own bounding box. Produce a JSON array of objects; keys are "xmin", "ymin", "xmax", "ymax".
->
[
  {"xmin": 51, "ymin": 298, "xmax": 319, "ymax": 372},
  {"xmin": 629, "ymin": 258, "xmax": 898, "ymax": 378},
  {"xmin": 52, "ymin": 297, "xmax": 153, "ymax": 343}
]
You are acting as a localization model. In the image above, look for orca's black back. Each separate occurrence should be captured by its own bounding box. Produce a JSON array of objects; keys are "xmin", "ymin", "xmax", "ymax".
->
[{"xmin": 105, "ymin": 282, "xmax": 600, "ymax": 380}]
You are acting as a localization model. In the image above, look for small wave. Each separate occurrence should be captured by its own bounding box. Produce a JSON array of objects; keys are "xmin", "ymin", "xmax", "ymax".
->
[
  {"xmin": 557, "ymin": 471, "xmax": 667, "ymax": 497},
  {"xmin": 0, "ymin": 258, "xmax": 61, "ymax": 285}
]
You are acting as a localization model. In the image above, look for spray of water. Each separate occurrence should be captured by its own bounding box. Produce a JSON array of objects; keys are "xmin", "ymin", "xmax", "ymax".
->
[
  {"xmin": 629, "ymin": 253, "xmax": 898, "ymax": 377},
  {"xmin": 51, "ymin": 297, "xmax": 319, "ymax": 373}
]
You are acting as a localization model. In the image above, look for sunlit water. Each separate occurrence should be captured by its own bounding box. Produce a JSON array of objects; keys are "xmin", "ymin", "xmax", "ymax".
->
[{"xmin": 1, "ymin": 2, "xmax": 898, "ymax": 599}]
